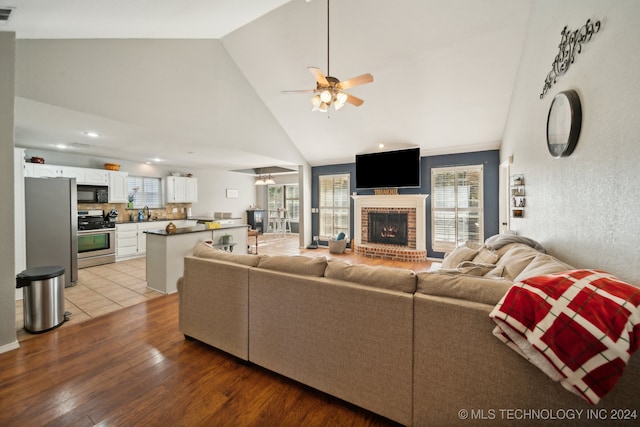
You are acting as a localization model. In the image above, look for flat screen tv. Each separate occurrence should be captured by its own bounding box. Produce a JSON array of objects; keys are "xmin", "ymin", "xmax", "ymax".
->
[{"xmin": 355, "ymin": 147, "xmax": 421, "ymax": 189}]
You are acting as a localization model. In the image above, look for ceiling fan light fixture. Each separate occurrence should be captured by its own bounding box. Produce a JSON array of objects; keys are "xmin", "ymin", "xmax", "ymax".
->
[
  {"xmin": 334, "ymin": 92, "xmax": 348, "ymax": 110},
  {"xmin": 319, "ymin": 102, "xmax": 328, "ymax": 112},
  {"xmin": 320, "ymin": 90, "xmax": 332, "ymax": 103}
]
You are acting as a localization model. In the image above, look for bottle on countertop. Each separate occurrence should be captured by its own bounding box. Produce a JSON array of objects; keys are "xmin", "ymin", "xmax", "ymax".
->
[{"xmin": 138, "ymin": 210, "xmax": 143, "ymax": 221}]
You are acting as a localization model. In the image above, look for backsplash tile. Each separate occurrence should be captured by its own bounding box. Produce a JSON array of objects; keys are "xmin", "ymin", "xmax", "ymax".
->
[{"xmin": 78, "ymin": 203, "xmax": 192, "ymax": 223}]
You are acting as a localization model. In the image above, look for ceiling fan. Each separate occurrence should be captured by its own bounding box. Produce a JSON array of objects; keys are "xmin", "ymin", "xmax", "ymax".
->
[{"xmin": 282, "ymin": 0, "xmax": 373, "ymax": 112}]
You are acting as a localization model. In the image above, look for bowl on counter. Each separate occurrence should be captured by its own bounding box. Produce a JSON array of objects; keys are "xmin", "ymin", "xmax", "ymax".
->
[{"xmin": 104, "ymin": 163, "xmax": 120, "ymax": 171}]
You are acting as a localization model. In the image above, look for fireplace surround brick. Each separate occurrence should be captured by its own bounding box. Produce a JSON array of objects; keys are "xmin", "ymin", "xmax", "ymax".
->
[{"xmin": 357, "ymin": 206, "xmax": 425, "ymax": 262}]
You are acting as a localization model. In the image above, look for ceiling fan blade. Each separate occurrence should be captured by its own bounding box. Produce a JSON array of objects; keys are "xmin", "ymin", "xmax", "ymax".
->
[
  {"xmin": 281, "ymin": 89, "xmax": 315, "ymax": 94},
  {"xmin": 338, "ymin": 73, "xmax": 374, "ymax": 90},
  {"xmin": 346, "ymin": 93, "xmax": 364, "ymax": 107},
  {"xmin": 308, "ymin": 67, "xmax": 329, "ymax": 86}
]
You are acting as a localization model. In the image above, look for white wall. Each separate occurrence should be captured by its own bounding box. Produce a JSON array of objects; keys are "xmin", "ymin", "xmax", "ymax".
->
[
  {"xmin": 189, "ymin": 168, "xmax": 256, "ymax": 220},
  {"xmin": 501, "ymin": 0, "xmax": 640, "ymax": 284},
  {"xmin": 0, "ymin": 32, "xmax": 18, "ymax": 352}
]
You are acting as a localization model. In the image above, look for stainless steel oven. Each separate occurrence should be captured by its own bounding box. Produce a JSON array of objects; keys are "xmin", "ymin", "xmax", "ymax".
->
[
  {"xmin": 78, "ymin": 210, "xmax": 116, "ymax": 268},
  {"xmin": 78, "ymin": 228, "xmax": 115, "ymax": 268}
]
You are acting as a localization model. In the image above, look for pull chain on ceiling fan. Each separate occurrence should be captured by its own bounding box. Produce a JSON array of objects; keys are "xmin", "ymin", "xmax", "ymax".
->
[{"xmin": 282, "ymin": 0, "xmax": 373, "ymax": 112}]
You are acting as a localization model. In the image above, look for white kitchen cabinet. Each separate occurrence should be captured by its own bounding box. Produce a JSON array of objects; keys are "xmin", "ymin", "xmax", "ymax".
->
[
  {"xmin": 26, "ymin": 163, "xmax": 110, "ymax": 185},
  {"xmin": 28, "ymin": 164, "xmax": 65, "ymax": 178},
  {"xmin": 116, "ymin": 221, "xmax": 170, "ymax": 260},
  {"xmin": 108, "ymin": 171, "xmax": 129, "ymax": 203},
  {"xmin": 166, "ymin": 176, "xmax": 198, "ymax": 203},
  {"xmin": 185, "ymin": 178, "xmax": 198, "ymax": 202},
  {"xmin": 116, "ymin": 223, "xmax": 138, "ymax": 260},
  {"xmin": 82, "ymin": 169, "xmax": 109, "ymax": 185}
]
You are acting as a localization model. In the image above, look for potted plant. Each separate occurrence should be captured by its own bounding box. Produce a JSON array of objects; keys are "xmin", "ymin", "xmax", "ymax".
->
[{"xmin": 127, "ymin": 187, "xmax": 138, "ymax": 209}]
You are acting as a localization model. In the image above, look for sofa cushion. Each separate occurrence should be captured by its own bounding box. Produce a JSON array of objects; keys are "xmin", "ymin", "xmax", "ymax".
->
[
  {"xmin": 513, "ymin": 253, "xmax": 574, "ymax": 283},
  {"xmin": 193, "ymin": 241, "xmax": 260, "ymax": 267},
  {"xmin": 257, "ymin": 254, "xmax": 328, "ymax": 277},
  {"xmin": 473, "ymin": 247, "xmax": 499, "ymax": 265},
  {"xmin": 441, "ymin": 243, "xmax": 480, "ymax": 269},
  {"xmin": 494, "ymin": 243, "xmax": 541, "ymax": 281},
  {"xmin": 324, "ymin": 259, "xmax": 417, "ymax": 293},
  {"xmin": 416, "ymin": 271, "xmax": 512, "ymax": 306},
  {"xmin": 455, "ymin": 261, "xmax": 497, "ymax": 277}
]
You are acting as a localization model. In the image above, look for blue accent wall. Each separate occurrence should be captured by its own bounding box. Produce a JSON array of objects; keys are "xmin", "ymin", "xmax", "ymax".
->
[
  {"xmin": 423, "ymin": 150, "xmax": 500, "ymax": 258},
  {"xmin": 311, "ymin": 150, "xmax": 500, "ymax": 258}
]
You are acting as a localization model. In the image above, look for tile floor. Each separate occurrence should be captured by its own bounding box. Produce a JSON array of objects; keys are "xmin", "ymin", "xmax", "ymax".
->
[{"xmin": 15, "ymin": 258, "xmax": 163, "ymax": 341}]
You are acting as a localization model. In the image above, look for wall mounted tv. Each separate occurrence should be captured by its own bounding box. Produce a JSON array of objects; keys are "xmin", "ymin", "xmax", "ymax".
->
[{"xmin": 355, "ymin": 147, "xmax": 421, "ymax": 189}]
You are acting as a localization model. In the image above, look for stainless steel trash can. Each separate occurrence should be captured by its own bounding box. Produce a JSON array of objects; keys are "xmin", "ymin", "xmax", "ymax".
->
[{"xmin": 16, "ymin": 266, "xmax": 68, "ymax": 333}]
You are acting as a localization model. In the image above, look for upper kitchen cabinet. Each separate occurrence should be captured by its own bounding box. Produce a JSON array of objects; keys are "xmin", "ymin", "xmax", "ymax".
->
[
  {"xmin": 108, "ymin": 171, "xmax": 129, "ymax": 203},
  {"xmin": 166, "ymin": 176, "xmax": 198, "ymax": 203},
  {"xmin": 83, "ymin": 169, "xmax": 109, "ymax": 185},
  {"xmin": 25, "ymin": 163, "xmax": 109, "ymax": 185}
]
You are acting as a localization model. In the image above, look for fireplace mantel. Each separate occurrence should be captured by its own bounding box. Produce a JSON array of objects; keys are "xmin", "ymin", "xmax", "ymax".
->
[{"xmin": 352, "ymin": 194, "xmax": 428, "ymax": 252}]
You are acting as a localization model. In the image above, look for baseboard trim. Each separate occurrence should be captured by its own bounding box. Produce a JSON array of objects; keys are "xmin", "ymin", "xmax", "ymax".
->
[{"xmin": 0, "ymin": 340, "xmax": 19, "ymax": 354}]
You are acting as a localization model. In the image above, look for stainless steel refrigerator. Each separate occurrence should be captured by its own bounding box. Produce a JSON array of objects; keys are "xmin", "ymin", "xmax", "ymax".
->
[{"xmin": 25, "ymin": 177, "xmax": 78, "ymax": 287}]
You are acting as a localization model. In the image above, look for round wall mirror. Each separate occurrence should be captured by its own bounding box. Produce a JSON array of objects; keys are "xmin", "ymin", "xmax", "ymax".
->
[{"xmin": 546, "ymin": 89, "xmax": 582, "ymax": 158}]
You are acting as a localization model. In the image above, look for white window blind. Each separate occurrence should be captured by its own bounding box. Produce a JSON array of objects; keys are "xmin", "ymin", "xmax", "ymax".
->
[
  {"xmin": 285, "ymin": 185, "xmax": 300, "ymax": 221},
  {"xmin": 431, "ymin": 165, "xmax": 483, "ymax": 252},
  {"xmin": 319, "ymin": 174, "xmax": 350, "ymax": 240},
  {"xmin": 128, "ymin": 176, "xmax": 162, "ymax": 208}
]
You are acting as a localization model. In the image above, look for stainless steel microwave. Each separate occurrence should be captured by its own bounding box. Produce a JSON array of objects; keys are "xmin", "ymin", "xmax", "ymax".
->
[{"xmin": 77, "ymin": 185, "xmax": 109, "ymax": 204}]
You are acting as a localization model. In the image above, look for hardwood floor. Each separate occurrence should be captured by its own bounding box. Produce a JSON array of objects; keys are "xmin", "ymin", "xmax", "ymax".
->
[
  {"xmin": 1, "ymin": 294, "xmax": 400, "ymax": 426},
  {"xmin": 4, "ymin": 233, "xmax": 427, "ymax": 426}
]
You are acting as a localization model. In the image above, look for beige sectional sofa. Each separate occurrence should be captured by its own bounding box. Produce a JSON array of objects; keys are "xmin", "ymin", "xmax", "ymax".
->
[{"xmin": 178, "ymin": 241, "xmax": 640, "ymax": 426}]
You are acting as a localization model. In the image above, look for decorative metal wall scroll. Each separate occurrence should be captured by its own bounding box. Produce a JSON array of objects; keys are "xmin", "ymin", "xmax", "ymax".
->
[{"xmin": 540, "ymin": 19, "xmax": 601, "ymax": 99}]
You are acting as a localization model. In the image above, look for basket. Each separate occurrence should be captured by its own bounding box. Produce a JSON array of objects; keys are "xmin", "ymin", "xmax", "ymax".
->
[
  {"xmin": 104, "ymin": 163, "xmax": 120, "ymax": 171},
  {"xmin": 329, "ymin": 239, "xmax": 347, "ymax": 254}
]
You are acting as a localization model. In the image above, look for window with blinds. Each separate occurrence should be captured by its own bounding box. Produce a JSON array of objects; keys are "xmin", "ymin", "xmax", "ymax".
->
[
  {"xmin": 319, "ymin": 174, "xmax": 350, "ymax": 240},
  {"xmin": 431, "ymin": 165, "xmax": 483, "ymax": 253},
  {"xmin": 267, "ymin": 185, "xmax": 299, "ymax": 225},
  {"xmin": 127, "ymin": 176, "xmax": 162, "ymax": 208},
  {"xmin": 285, "ymin": 185, "xmax": 300, "ymax": 221}
]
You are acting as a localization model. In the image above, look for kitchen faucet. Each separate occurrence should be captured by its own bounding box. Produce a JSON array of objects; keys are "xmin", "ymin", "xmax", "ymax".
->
[{"xmin": 143, "ymin": 206, "xmax": 151, "ymax": 221}]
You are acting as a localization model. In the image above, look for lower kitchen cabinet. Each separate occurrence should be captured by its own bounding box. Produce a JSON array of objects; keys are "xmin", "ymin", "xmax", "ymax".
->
[
  {"xmin": 116, "ymin": 220, "xmax": 196, "ymax": 260},
  {"xmin": 116, "ymin": 223, "xmax": 139, "ymax": 260}
]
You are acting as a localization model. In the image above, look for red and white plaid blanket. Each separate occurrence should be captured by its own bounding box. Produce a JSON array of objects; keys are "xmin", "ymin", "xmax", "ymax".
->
[{"xmin": 489, "ymin": 269, "xmax": 640, "ymax": 404}]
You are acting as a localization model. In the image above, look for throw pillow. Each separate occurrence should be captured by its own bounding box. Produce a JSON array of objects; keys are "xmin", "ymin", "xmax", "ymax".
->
[
  {"xmin": 455, "ymin": 261, "xmax": 497, "ymax": 276},
  {"xmin": 473, "ymin": 247, "xmax": 499, "ymax": 265},
  {"xmin": 441, "ymin": 243, "xmax": 480, "ymax": 269}
]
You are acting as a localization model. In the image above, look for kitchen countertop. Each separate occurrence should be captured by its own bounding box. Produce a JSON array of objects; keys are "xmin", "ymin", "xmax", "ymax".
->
[{"xmin": 145, "ymin": 223, "xmax": 249, "ymax": 236}]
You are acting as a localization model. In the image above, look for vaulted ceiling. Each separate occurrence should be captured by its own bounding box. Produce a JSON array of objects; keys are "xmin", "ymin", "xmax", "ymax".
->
[{"xmin": 5, "ymin": 0, "xmax": 532, "ymax": 169}]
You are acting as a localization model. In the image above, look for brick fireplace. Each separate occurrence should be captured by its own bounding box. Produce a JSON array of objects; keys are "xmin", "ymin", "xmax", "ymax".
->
[{"xmin": 352, "ymin": 194, "xmax": 428, "ymax": 262}]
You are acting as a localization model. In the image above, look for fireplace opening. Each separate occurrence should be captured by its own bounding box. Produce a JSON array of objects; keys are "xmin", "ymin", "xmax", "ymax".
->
[{"xmin": 368, "ymin": 212, "xmax": 408, "ymax": 246}]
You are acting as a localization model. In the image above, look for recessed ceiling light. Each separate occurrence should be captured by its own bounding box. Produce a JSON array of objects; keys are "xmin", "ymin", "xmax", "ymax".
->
[
  {"xmin": 378, "ymin": 143, "xmax": 385, "ymax": 148},
  {"xmin": 145, "ymin": 161, "xmax": 152, "ymax": 165},
  {"xmin": 55, "ymin": 144, "xmax": 68, "ymax": 149},
  {"xmin": 84, "ymin": 131, "xmax": 99, "ymax": 138}
]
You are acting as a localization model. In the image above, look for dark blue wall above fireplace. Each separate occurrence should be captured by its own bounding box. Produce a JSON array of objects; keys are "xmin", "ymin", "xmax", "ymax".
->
[{"xmin": 311, "ymin": 149, "xmax": 500, "ymax": 258}]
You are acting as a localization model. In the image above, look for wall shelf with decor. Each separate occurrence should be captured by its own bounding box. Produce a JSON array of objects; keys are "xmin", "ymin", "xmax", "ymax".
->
[{"xmin": 511, "ymin": 174, "xmax": 525, "ymax": 218}]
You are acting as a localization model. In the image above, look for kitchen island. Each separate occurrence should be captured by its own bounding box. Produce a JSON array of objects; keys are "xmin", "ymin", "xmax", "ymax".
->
[{"xmin": 145, "ymin": 223, "xmax": 249, "ymax": 294}]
